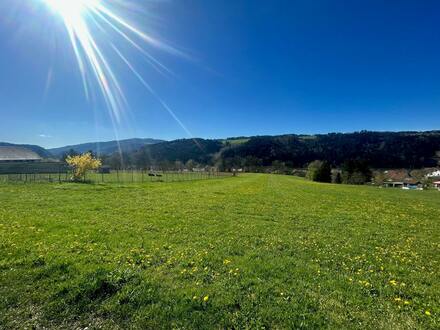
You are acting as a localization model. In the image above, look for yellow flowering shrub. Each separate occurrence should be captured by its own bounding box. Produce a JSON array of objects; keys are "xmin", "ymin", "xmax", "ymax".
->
[{"xmin": 66, "ymin": 153, "xmax": 102, "ymax": 181}]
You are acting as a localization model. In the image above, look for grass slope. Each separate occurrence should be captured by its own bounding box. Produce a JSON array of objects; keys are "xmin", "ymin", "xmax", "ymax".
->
[{"xmin": 0, "ymin": 174, "xmax": 439, "ymax": 329}]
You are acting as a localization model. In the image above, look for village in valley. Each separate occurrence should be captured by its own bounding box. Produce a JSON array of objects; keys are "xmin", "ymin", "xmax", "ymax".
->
[
  {"xmin": 1, "ymin": 144, "xmax": 440, "ymax": 190},
  {"xmin": 378, "ymin": 169, "xmax": 440, "ymax": 190}
]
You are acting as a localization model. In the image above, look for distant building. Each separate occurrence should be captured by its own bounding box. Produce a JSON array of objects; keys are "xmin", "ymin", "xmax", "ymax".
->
[
  {"xmin": 433, "ymin": 181, "xmax": 440, "ymax": 190},
  {"xmin": 426, "ymin": 170, "xmax": 440, "ymax": 178},
  {"xmin": 383, "ymin": 181, "xmax": 404, "ymax": 188},
  {"xmin": 193, "ymin": 167, "xmax": 211, "ymax": 172},
  {"xmin": 98, "ymin": 165, "xmax": 111, "ymax": 174},
  {"xmin": 384, "ymin": 178, "xmax": 422, "ymax": 190},
  {"xmin": 402, "ymin": 181, "xmax": 423, "ymax": 190},
  {"xmin": 383, "ymin": 169, "xmax": 410, "ymax": 182},
  {"xmin": 0, "ymin": 146, "xmax": 42, "ymax": 162}
]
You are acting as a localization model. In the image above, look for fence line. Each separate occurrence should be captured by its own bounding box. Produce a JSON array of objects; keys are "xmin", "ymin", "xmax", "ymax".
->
[{"xmin": 0, "ymin": 170, "xmax": 233, "ymax": 184}]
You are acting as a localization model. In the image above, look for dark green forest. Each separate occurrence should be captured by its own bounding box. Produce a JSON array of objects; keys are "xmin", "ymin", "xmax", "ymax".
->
[{"xmin": 98, "ymin": 131, "xmax": 440, "ymax": 170}]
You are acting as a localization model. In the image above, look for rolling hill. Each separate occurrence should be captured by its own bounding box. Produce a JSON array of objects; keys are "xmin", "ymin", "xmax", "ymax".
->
[
  {"xmin": 4, "ymin": 130, "xmax": 440, "ymax": 170},
  {"xmin": 134, "ymin": 138, "xmax": 224, "ymax": 164},
  {"xmin": 99, "ymin": 131, "xmax": 440, "ymax": 170},
  {"xmin": 49, "ymin": 138, "xmax": 164, "ymax": 157},
  {"xmin": 0, "ymin": 142, "xmax": 52, "ymax": 159},
  {"xmin": 218, "ymin": 131, "xmax": 440, "ymax": 169}
]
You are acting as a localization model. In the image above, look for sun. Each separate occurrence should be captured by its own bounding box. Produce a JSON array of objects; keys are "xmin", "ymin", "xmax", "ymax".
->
[
  {"xmin": 43, "ymin": 0, "xmax": 100, "ymax": 16},
  {"xmin": 38, "ymin": 0, "xmax": 187, "ymax": 130}
]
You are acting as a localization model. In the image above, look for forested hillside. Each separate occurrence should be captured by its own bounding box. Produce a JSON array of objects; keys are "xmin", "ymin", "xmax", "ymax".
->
[
  {"xmin": 100, "ymin": 139, "xmax": 224, "ymax": 169},
  {"xmin": 98, "ymin": 131, "xmax": 440, "ymax": 170},
  {"xmin": 219, "ymin": 131, "xmax": 440, "ymax": 169}
]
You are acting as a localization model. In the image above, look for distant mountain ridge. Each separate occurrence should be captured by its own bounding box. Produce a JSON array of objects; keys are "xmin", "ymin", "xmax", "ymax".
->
[
  {"xmin": 110, "ymin": 130, "xmax": 440, "ymax": 170},
  {"xmin": 2, "ymin": 130, "xmax": 440, "ymax": 170},
  {"xmin": 49, "ymin": 138, "xmax": 164, "ymax": 157},
  {"xmin": 0, "ymin": 142, "xmax": 52, "ymax": 159}
]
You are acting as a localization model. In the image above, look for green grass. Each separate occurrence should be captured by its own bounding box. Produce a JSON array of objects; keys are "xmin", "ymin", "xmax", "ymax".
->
[
  {"xmin": 84, "ymin": 171, "xmax": 227, "ymax": 183},
  {"xmin": 223, "ymin": 138, "xmax": 250, "ymax": 145},
  {"xmin": 0, "ymin": 171, "xmax": 229, "ymax": 184},
  {"xmin": 0, "ymin": 174, "xmax": 439, "ymax": 329}
]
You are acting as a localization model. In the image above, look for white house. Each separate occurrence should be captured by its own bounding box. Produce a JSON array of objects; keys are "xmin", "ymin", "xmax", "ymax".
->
[{"xmin": 427, "ymin": 170, "xmax": 440, "ymax": 178}]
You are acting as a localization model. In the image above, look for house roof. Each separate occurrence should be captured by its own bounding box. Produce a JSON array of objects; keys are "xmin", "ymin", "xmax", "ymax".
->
[
  {"xmin": 0, "ymin": 146, "xmax": 42, "ymax": 161},
  {"xmin": 384, "ymin": 169, "xmax": 410, "ymax": 182}
]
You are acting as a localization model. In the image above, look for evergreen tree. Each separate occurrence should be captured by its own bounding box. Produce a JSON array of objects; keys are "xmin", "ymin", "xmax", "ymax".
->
[
  {"xmin": 333, "ymin": 172, "xmax": 342, "ymax": 184},
  {"xmin": 341, "ymin": 160, "xmax": 372, "ymax": 185},
  {"xmin": 306, "ymin": 160, "xmax": 332, "ymax": 183}
]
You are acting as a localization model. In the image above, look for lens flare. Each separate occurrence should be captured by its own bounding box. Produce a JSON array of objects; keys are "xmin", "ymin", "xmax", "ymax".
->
[
  {"xmin": 44, "ymin": 0, "xmax": 95, "ymax": 15},
  {"xmin": 40, "ymin": 0, "xmax": 186, "ymax": 127}
]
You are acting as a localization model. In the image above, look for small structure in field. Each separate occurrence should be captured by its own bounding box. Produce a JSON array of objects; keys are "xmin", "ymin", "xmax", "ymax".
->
[
  {"xmin": 148, "ymin": 172, "xmax": 162, "ymax": 177},
  {"xmin": 98, "ymin": 166, "xmax": 111, "ymax": 174},
  {"xmin": 433, "ymin": 181, "xmax": 440, "ymax": 190}
]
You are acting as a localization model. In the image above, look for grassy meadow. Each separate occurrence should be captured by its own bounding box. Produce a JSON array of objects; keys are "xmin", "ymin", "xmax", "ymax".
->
[
  {"xmin": 0, "ymin": 174, "xmax": 439, "ymax": 329},
  {"xmin": 0, "ymin": 171, "xmax": 228, "ymax": 184}
]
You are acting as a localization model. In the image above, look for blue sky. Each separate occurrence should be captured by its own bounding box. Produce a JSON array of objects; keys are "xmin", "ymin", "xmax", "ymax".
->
[{"xmin": 0, "ymin": 0, "xmax": 439, "ymax": 148}]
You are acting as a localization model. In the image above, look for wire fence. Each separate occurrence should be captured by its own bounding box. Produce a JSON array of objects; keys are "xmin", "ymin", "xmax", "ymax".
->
[{"xmin": 0, "ymin": 170, "xmax": 234, "ymax": 184}]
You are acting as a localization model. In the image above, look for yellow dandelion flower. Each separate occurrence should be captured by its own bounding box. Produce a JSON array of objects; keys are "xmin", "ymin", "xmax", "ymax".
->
[
  {"xmin": 203, "ymin": 295, "xmax": 209, "ymax": 302},
  {"xmin": 389, "ymin": 280, "xmax": 398, "ymax": 286},
  {"xmin": 223, "ymin": 259, "xmax": 231, "ymax": 265},
  {"xmin": 404, "ymin": 301, "xmax": 410, "ymax": 305},
  {"xmin": 425, "ymin": 310, "xmax": 431, "ymax": 316}
]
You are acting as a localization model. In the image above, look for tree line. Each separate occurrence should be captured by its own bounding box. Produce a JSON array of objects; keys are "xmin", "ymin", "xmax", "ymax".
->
[
  {"xmin": 306, "ymin": 159, "xmax": 372, "ymax": 184},
  {"xmin": 218, "ymin": 131, "xmax": 440, "ymax": 170},
  {"xmin": 59, "ymin": 131, "xmax": 440, "ymax": 181}
]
